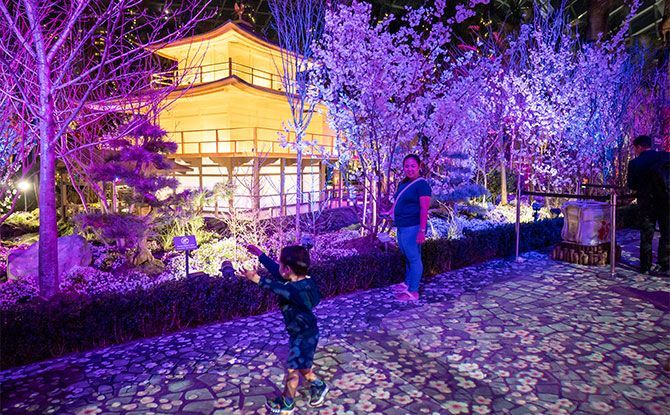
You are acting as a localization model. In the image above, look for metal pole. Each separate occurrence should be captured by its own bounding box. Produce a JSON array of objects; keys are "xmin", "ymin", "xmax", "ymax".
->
[
  {"xmin": 610, "ymin": 190, "xmax": 616, "ymax": 276},
  {"xmin": 185, "ymin": 250, "xmax": 190, "ymax": 278},
  {"xmin": 515, "ymin": 173, "xmax": 522, "ymax": 261}
]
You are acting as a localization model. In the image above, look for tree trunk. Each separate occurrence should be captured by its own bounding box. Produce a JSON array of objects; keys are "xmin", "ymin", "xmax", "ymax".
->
[
  {"xmin": 295, "ymin": 148, "xmax": 302, "ymax": 243},
  {"xmin": 112, "ymin": 181, "xmax": 118, "ymax": 213},
  {"xmin": 33, "ymin": 33, "xmax": 59, "ymax": 297},
  {"xmin": 500, "ymin": 132, "xmax": 508, "ymax": 205},
  {"xmin": 25, "ymin": 0, "xmax": 59, "ymax": 298},
  {"xmin": 586, "ymin": 0, "xmax": 612, "ymax": 42},
  {"xmin": 499, "ymin": 163, "xmax": 507, "ymax": 207},
  {"xmin": 362, "ymin": 175, "xmax": 368, "ymax": 230},
  {"xmin": 280, "ymin": 158, "xmax": 286, "ymax": 215},
  {"xmin": 372, "ymin": 175, "xmax": 378, "ymax": 234},
  {"xmin": 38, "ymin": 139, "xmax": 58, "ymax": 297},
  {"xmin": 482, "ymin": 168, "xmax": 488, "ymax": 204}
]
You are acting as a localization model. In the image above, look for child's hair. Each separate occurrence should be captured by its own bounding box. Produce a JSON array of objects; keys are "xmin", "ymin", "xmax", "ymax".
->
[{"xmin": 280, "ymin": 245, "xmax": 310, "ymax": 276}]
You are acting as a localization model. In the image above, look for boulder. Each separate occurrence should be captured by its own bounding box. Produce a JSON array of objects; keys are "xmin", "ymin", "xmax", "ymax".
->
[{"xmin": 7, "ymin": 235, "xmax": 92, "ymax": 281}]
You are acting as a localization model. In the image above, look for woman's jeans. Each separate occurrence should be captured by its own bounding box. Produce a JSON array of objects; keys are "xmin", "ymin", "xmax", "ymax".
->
[{"xmin": 397, "ymin": 225, "xmax": 423, "ymax": 292}]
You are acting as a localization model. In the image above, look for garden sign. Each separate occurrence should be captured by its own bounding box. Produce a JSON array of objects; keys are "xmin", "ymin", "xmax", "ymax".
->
[{"xmin": 173, "ymin": 235, "xmax": 198, "ymax": 277}]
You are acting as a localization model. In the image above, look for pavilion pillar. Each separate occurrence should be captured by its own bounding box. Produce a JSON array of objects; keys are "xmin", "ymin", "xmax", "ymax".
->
[{"xmin": 319, "ymin": 161, "xmax": 326, "ymax": 210}]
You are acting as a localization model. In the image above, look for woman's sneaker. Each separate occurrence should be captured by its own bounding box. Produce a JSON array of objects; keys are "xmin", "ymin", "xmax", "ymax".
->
[
  {"xmin": 395, "ymin": 290, "xmax": 419, "ymax": 302},
  {"xmin": 265, "ymin": 396, "xmax": 295, "ymax": 414},
  {"xmin": 309, "ymin": 379, "xmax": 329, "ymax": 407},
  {"xmin": 391, "ymin": 282, "xmax": 408, "ymax": 293}
]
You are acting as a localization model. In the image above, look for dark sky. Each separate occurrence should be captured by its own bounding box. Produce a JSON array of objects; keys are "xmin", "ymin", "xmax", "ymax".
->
[
  {"xmin": 144, "ymin": 0, "xmax": 662, "ymax": 42},
  {"xmin": 144, "ymin": 0, "xmax": 431, "ymax": 40}
]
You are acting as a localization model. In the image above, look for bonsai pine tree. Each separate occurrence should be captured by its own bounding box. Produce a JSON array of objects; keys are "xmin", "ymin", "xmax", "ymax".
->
[
  {"xmin": 78, "ymin": 118, "xmax": 178, "ymax": 267},
  {"xmin": 432, "ymin": 151, "xmax": 489, "ymax": 217}
]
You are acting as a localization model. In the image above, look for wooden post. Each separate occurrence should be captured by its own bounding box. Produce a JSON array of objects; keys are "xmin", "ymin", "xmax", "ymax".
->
[
  {"xmin": 60, "ymin": 182, "xmax": 68, "ymax": 217},
  {"xmin": 111, "ymin": 180, "xmax": 118, "ymax": 213},
  {"xmin": 252, "ymin": 157, "xmax": 261, "ymax": 211},
  {"xmin": 227, "ymin": 159, "xmax": 234, "ymax": 210},
  {"xmin": 198, "ymin": 162, "xmax": 203, "ymax": 191},
  {"xmin": 33, "ymin": 176, "xmax": 39, "ymax": 205}
]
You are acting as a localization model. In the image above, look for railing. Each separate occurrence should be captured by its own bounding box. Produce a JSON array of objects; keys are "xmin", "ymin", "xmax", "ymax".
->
[
  {"xmin": 168, "ymin": 127, "xmax": 336, "ymax": 156},
  {"xmin": 152, "ymin": 59, "xmax": 289, "ymax": 91},
  {"xmin": 205, "ymin": 187, "xmax": 357, "ymax": 218}
]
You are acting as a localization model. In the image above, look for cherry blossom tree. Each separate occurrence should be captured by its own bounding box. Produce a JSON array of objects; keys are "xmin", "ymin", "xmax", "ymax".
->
[
  {"xmin": 313, "ymin": 0, "xmax": 489, "ymax": 232},
  {"xmin": 419, "ymin": 37, "xmax": 501, "ymax": 201},
  {"xmin": 486, "ymin": 1, "xmax": 647, "ymax": 195},
  {"xmin": 0, "ymin": 0, "xmax": 211, "ymax": 297},
  {"xmin": 314, "ymin": 0, "xmax": 653, "ymax": 227}
]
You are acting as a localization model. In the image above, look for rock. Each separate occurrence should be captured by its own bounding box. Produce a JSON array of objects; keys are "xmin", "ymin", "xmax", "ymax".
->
[
  {"xmin": 135, "ymin": 258, "xmax": 165, "ymax": 276},
  {"xmin": 7, "ymin": 235, "xmax": 92, "ymax": 281}
]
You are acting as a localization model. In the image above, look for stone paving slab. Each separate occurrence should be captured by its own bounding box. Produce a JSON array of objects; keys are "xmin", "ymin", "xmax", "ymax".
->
[{"xmin": 1, "ymin": 230, "xmax": 669, "ymax": 415}]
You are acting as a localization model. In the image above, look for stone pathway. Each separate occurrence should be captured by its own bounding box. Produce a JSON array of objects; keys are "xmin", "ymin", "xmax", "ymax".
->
[{"xmin": 1, "ymin": 230, "xmax": 669, "ymax": 415}]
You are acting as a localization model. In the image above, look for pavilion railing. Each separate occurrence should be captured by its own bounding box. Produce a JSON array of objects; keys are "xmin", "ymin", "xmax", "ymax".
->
[
  {"xmin": 151, "ymin": 59, "xmax": 291, "ymax": 91},
  {"xmin": 167, "ymin": 127, "xmax": 337, "ymax": 157}
]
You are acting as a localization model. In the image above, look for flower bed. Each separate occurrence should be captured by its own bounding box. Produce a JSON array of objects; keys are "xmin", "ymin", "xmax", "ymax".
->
[{"xmin": 1, "ymin": 218, "xmax": 563, "ymax": 369}]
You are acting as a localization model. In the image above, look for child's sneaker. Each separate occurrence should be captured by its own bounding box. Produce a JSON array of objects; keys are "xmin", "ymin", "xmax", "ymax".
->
[
  {"xmin": 265, "ymin": 395, "xmax": 295, "ymax": 414},
  {"xmin": 395, "ymin": 290, "xmax": 419, "ymax": 302},
  {"xmin": 391, "ymin": 282, "xmax": 408, "ymax": 293},
  {"xmin": 309, "ymin": 379, "xmax": 329, "ymax": 407}
]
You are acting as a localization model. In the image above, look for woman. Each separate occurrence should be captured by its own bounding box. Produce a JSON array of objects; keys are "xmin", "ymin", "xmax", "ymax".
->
[{"xmin": 390, "ymin": 154, "xmax": 431, "ymax": 301}]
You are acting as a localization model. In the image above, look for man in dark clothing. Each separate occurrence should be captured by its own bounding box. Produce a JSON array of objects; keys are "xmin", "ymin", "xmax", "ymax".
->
[{"xmin": 627, "ymin": 135, "xmax": 670, "ymax": 274}]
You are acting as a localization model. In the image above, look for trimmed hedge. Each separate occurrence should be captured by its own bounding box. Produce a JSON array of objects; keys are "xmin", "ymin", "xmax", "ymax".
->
[{"xmin": 1, "ymin": 218, "xmax": 562, "ymax": 369}]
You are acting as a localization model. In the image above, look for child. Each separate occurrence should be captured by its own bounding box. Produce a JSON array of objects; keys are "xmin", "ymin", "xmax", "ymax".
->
[{"xmin": 242, "ymin": 244, "xmax": 329, "ymax": 414}]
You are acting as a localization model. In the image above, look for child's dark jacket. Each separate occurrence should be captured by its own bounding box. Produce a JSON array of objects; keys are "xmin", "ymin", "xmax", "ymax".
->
[{"xmin": 258, "ymin": 253, "xmax": 321, "ymax": 337}]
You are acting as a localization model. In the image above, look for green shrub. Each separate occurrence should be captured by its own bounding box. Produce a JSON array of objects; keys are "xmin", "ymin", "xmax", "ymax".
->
[
  {"xmin": 4, "ymin": 209, "xmax": 39, "ymax": 233},
  {"xmin": 155, "ymin": 215, "xmax": 216, "ymax": 251}
]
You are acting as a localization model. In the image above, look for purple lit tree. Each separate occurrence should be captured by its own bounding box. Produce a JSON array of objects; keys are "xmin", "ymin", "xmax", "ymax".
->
[
  {"xmin": 0, "ymin": 0, "xmax": 212, "ymax": 297},
  {"xmin": 419, "ymin": 38, "xmax": 499, "ymax": 201},
  {"xmin": 487, "ymin": 1, "xmax": 648, "ymax": 195},
  {"xmin": 313, "ymin": 0, "xmax": 490, "ymax": 233},
  {"xmin": 0, "ymin": 98, "xmax": 38, "ymax": 223},
  {"xmin": 268, "ymin": 0, "xmax": 326, "ymax": 241}
]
